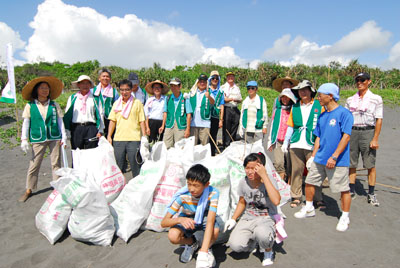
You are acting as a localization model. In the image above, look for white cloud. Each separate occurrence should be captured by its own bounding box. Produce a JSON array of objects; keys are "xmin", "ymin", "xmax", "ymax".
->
[
  {"xmin": 201, "ymin": 46, "xmax": 245, "ymax": 66},
  {"xmin": 262, "ymin": 20, "xmax": 391, "ymax": 66},
  {"xmin": 21, "ymin": 0, "xmax": 244, "ymax": 69},
  {"xmin": 382, "ymin": 42, "xmax": 400, "ymax": 69},
  {"xmin": 0, "ymin": 22, "xmax": 26, "ymax": 66}
]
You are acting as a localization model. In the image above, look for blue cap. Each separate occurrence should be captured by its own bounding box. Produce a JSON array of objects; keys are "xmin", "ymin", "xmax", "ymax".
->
[
  {"xmin": 246, "ymin": 81, "xmax": 258, "ymax": 87},
  {"xmin": 317, "ymin": 83, "xmax": 340, "ymax": 101}
]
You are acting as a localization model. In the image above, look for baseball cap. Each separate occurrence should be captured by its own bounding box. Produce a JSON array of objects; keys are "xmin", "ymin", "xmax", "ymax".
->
[
  {"xmin": 246, "ymin": 81, "xmax": 258, "ymax": 87},
  {"xmin": 355, "ymin": 72, "xmax": 370, "ymax": 80},
  {"xmin": 198, "ymin": 74, "xmax": 208, "ymax": 81},
  {"xmin": 169, "ymin": 77, "xmax": 181, "ymax": 85},
  {"xmin": 128, "ymin": 72, "xmax": 139, "ymax": 85}
]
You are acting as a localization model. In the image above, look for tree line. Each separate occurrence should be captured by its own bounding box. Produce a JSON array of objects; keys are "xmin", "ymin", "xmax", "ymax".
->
[{"xmin": 1, "ymin": 59, "xmax": 400, "ymax": 92}]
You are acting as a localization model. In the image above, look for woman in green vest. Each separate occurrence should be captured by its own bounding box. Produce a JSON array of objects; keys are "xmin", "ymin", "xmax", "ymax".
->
[
  {"xmin": 19, "ymin": 76, "xmax": 66, "ymax": 202},
  {"xmin": 267, "ymin": 88, "xmax": 297, "ymax": 181}
]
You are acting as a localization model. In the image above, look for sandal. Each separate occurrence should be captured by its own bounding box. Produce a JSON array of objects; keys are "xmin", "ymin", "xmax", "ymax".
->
[{"xmin": 290, "ymin": 199, "xmax": 301, "ymax": 208}]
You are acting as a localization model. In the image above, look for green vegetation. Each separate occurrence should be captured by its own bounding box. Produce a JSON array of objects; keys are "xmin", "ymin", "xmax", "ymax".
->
[
  {"xmin": 1, "ymin": 59, "xmax": 399, "ymax": 149},
  {"xmin": 1, "ymin": 59, "xmax": 400, "ymax": 92}
]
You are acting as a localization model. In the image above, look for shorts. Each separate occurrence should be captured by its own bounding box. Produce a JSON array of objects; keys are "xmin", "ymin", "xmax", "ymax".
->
[
  {"xmin": 305, "ymin": 162, "xmax": 350, "ymax": 193},
  {"xmin": 172, "ymin": 215, "xmax": 221, "ymax": 238},
  {"xmin": 349, "ymin": 129, "xmax": 376, "ymax": 169}
]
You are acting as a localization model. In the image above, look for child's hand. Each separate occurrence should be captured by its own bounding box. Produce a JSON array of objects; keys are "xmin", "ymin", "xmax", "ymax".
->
[
  {"xmin": 254, "ymin": 163, "xmax": 268, "ymax": 181},
  {"xmin": 179, "ymin": 217, "xmax": 196, "ymax": 230}
]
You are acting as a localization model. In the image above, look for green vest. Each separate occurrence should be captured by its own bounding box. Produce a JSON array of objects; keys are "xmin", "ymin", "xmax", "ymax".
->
[
  {"xmin": 63, "ymin": 93, "xmax": 101, "ymax": 131},
  {"xmin": 165, "ymin": 94, "xmax": 187, "ymax": 130},
  {"xmin": 29, "ymin": 101, "xmax": 62, "ymax": 143},
  {"xmin": 190, "ymin": 89, "xmax": 211, "ymax": 121},
  {"xmin": 270, "ymin": 98, "xmax": 282, "ymax": 144},
  {"xmin": 93, "ymin": 86, "xmax": 118, "ymax": 118},
  {"xmin": 290, "ymin": 99, "xmax": 322, "ymax": 146},
  {"xmin": 210, "ymin": 89, "xmax": 223, "ymax": 118},
  {"xmin": 242, "ymin": 96, "xmax": 265, "ymax": 130}
]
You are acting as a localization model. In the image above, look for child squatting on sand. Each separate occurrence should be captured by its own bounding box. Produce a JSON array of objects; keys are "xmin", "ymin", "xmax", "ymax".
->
[
  {"xmin": 161, "ymin": 164, "xmax": 220, "ymax": 268},
  {"xmin": 225, "ymin": 152, "xmax": 281, "ymax": 266}
]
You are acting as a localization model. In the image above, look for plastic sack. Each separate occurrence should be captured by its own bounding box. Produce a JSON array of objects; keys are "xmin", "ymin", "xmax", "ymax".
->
[
  {"xmin": 145, "ymin": 161, "xmax": 185, "ymax": 232},
  {"xmin": 35, "ymin": 189, "xmax": 72, "ymax": 244},
  {"xmin": 68, "ymin": 188, "xmax": 115, "ymax": 246},
  {"xmin": 72, "ymin": 137, "xmax": 125, "ymax": 203},
  {"xmin": 111, "ymin": 142, "xmax": 167, "ymax": 242},
  {"xmin": 52, "ymin": 168, "xmax": 115, "ymax": 246}
]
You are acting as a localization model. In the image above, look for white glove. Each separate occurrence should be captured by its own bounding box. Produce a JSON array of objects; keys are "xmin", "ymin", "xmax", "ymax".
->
[
  {"xmin": 196, "ymin": 251, "xmax": 212, "ymax": 268},
  {"xmin": 224, "ymin": 218, "xmax": 237, "ymax": 232},
  {"xmin": 21, "ymin": 140, "xmax": 30, "ymax": 154},
  {"xmin": 281, "ymin": 143, "xmax": 288, "ymax": 154},
  {"xmin": 306, "ymin": 156, "xmax": 314, "ymax": 170},
  {"xmin": 183, "ymin": 93, "xmax": 190, "ymax": 99}
]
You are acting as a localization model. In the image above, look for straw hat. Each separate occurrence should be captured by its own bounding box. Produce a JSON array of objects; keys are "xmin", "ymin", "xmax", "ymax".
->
[
  {"xmin": 22, "ymin": 76, "xmax": 63, "ymax": 101},
  {"xmin": 272, "ymin": 76, "xmax": 299, "ymax": 92},
  {"xmin": 145, "ymin": 80, "xmax": 170, "ymax": 95}
]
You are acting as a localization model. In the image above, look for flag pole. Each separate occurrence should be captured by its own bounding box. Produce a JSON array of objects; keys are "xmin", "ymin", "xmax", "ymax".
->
[{"xmin": 14, "ymin": 102, "xmax": 20, "ymax": 138}]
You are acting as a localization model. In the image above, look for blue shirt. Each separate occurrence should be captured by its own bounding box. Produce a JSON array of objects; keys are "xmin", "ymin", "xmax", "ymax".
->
[
  {"xmin": 313, "ymin": 106, "xmax": 354, "ymax": 166},
  {"xmin": 210, "ymin": 88, "xmax": 225, "ymax": 106},
  {"xmin": 163, "ymin": 92, "xmax": 193, "ymax": 114},
  {"xmin": 144, "ymin": 95, "xmax": 166, "ymax": 120},
  {"xmin": 191, "ymin": 89, "xmax": 214, "ymax": 128}
]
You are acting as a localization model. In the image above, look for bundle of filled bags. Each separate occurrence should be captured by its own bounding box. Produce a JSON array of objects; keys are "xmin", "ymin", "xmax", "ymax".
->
[{"xmin": 36, "ymin": 137, "xmax": 290, "ymax": 245}]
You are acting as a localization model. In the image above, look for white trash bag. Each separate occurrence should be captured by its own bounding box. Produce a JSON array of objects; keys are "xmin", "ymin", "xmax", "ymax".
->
[
  {"xmin": 72, "ymin": 137, "xmax": 126, "ymax": 203},
  {"xmin": 68, "ymin": 188, "xmax": 115, "ymax": 246},
  {"xmin": 145, "ymin": 161, "xmax": 185, "ymax": 232},
  {"xmin": 111, "ymin": 141, "xmax": 167, "ymax": 242},
  {"xmin": 35, "ymin": 189, "xmax": 72, "ymax": 244}
]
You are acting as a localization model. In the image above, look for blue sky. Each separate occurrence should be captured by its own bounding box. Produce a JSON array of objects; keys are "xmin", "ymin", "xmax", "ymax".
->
[{"xmin": 1, "ymin": 0, "xmax": 400, "ymax": 69}]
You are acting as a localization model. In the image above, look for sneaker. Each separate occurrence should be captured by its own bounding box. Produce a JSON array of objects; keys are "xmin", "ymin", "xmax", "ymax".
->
[
  {"xmin": 262, "ymin": 250, "xmax": 274, "ymax": 266},
  {"xmin": 350, "ymin": 192, "xmax": 356, "ymax": 200},
  {"xmin": 208, "ymin": 249, "xmax": 216, "ymax": 267},
  {"xmin": 336, "ymin": 216, "xmax": 350, "ymax": 232},
  {"xmin": 180, "ymin": 240, "xmax": 199, "ymax": 263},
  {"xmin": 367, "ymin": 194, "xmax": 380, "ymax": 207},
  {"xmin": 294, "ymin": 206, "xmax": 315, "ymax": 219}
]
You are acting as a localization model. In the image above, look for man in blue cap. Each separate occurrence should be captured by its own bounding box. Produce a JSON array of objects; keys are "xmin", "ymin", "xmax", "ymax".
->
[
  {"xmin": 238, "ymin": 81, "xmax": 268, "ymax": 144},
  {"xmin": 294, "ymin": 83, "xmax": 354, "ymax": 232}
]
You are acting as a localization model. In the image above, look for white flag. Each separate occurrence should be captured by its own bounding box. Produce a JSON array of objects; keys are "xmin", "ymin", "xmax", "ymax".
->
[{"xmin": 0, "ymin": 43, "xmax": 16, "ymax": 104}]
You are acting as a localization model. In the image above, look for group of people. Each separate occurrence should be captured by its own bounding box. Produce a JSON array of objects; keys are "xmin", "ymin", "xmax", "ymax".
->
[{"xmin": 18, "ymin": 68, "xmax": 383, "ymax": 267}]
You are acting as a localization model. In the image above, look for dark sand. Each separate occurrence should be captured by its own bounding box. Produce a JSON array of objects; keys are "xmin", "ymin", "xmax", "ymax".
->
[{"xmin": 0, "ymin": 106, "xmax": 399, "ymax": 268}]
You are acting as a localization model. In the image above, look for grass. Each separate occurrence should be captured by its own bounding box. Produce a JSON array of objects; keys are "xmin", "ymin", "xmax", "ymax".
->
[{"xmin": 0, "ymin": 88, "xmax": 398, "ymax": 149}]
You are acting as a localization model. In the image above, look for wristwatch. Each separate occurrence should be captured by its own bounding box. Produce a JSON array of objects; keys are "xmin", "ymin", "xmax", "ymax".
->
[{"xmin": 331, "ymin": 156, "xmax": 337, "ymax": 161}]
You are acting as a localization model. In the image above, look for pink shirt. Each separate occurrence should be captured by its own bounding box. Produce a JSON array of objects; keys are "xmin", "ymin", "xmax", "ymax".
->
[{"xmin": 277, "ymin": 109, "xmax": 290, "ymax": 141}]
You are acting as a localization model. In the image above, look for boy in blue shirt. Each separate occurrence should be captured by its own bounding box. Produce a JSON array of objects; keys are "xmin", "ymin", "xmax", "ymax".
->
[
  {"xmin": 162, "ymin": 164, "xmax": 220, "ymax": 267},
  {"xmin": 294, "ymin": 83, "xmax": 354, "ymax": 232}
]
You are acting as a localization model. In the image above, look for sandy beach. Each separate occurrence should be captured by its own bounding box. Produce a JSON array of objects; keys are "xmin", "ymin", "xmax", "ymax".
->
[{"xmin": 1, "ymin": 106, "xmax": 399, "ymax": 268}]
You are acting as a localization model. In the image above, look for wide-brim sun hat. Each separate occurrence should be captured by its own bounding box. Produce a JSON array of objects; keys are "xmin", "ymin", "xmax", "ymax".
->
[
  {"xmin": 279, "ymin": 88, "xmax": 297, "ymax": 103},
  {"xmin": 272, "ymin": 76, "xmax": 299, "ymax": 92},
  {"xmin": 22, "ymin": 76, "xmax": 63, "ymax": 101},
  {"xmin": 291, "ymin": 80, "xmax": 316, "ymax": 99},
  {"xmin": 71, "ymin": 75, "xmax": 94, "ymax": 89},
  {"xmin": 145, "ymin": 80, "xmax": 170, "ymax": 95}
]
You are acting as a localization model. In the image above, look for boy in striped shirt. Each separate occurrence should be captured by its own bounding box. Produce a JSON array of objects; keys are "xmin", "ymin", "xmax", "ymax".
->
[{"xmin": 162, "ymin": 164, "xmax": 220, "ymax": 267}]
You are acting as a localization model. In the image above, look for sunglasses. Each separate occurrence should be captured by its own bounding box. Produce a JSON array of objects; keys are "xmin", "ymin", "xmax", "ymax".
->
[
  {"xmin": 211, "ymin": 76, "xmax": 219, "ymax": 81},
  {"xmin": 247, "ymin": 87, "xmax": 257, "ymax": 90},
  {"xmin": 355, "ymin": 78, "xmax": 367, "ymax": 83}
]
